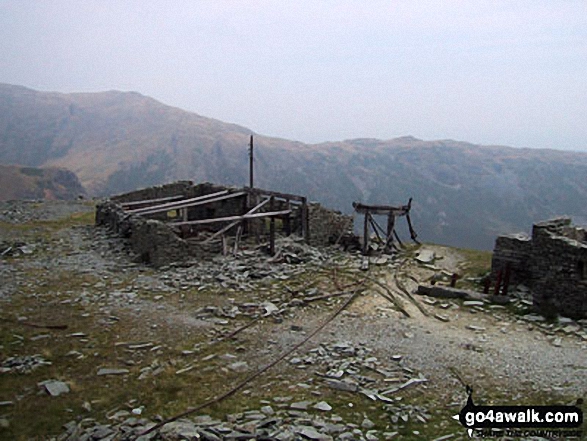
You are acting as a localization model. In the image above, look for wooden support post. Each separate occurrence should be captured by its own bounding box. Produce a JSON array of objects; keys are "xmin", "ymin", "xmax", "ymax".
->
[
  {"xmin": 386, "ymin": 213, "xmax": 396, "ymax": 252},
  {"xmin": 483, "ymin": 277, "xmax": 491, "ymax": 294},
  {"xmin": 269, "ymin": 197, "xmax": 275, "ymax": 256},
  {"xmin": 221, "ymin": 235, "xmax": 228, "ymax": 256},
  {"xmin": 182, "ymin": 208, "xmax": 188, "ymax": 222},
  {"xmin": 242, "ymin": 193, "xmax": 249, "ymax": 236},
  {"xmin": 301, "ymin": 198, "xmax": 309, "ymax": 242},
  {"xmin": 233, "ymin": 224, "xmax": 242, "ymax": 256},
  {"xmin": 284, "ymin": 199, "xmax": 291, "ymax": 236},
  {"xmin": 363, "ymin": 211, "xmax": 370, "ymax": 255},
  {"xmin": 249, "ymin": 135, "xmax": 254, "ymax": 189}
]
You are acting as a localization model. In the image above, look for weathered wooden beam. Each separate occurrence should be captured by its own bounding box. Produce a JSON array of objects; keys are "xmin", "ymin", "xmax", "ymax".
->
[
  {"xmin": 119, "ymin": 194, "xmax": 185, "ymax": 208},
  {"xmin": 171, "ymin": 209, "xmax": 292, "ymax": 227},
  {"xmin": 202, "ymin": 221, "xmax": 240, "ymax": 244},
  {"xmin": 245, "ymin": 187, "xmax": 305, "ymax": 203},
  {"xmin": 368, "ymin": 215, "xmax": 383, "ymax": 243},
  {"xmin": 362, "ymin": 211, "xmax": 369, "ymax": 255},
  {"xmin": 131, "ymin": 191, "xmax": 244, "ymax": 216},
  {"xmin": 246, "ymin": 197, "xmax": 270, "ymax": 215},
  {"xmin": 233, "ymin": 224, "xmax": 243, "ymax": 255},
  {"xmin": 406, "ymin": 212, "xmax": 420, "ymax": 244},
  {"xmin": 284, "ymin": 199, "xmax": 291, "ymax": 236},
  {"xmin": 126, "ymin": 190, "xmax": 229, "ymax": 214},
  {"xmin": 352, "ymin": 201, "xmax": 410, "ymax": 216},
  {"xmin": 386, "ymin": 213, "xmax": 396, "ymax": 250},
  {"xmin": 269, "ymin": 197, "xmax": 276, "ymax": 256}
]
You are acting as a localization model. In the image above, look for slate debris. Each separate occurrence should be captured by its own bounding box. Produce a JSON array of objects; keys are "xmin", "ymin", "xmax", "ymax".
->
[
  {"xmin": 39, "ymin": 379, "xmax": 70, "ymax": 397},
  {"xmin": 1, "ymin": 354, "xmax": 51, "ymax": 374},
  {"xmin": 56, "ymin": 406, "xmax": 387, "ymax": 441}
]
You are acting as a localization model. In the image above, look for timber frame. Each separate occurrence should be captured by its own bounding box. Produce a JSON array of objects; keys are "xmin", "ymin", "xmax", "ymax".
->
[
  {"xmin": 353, "ymin": 198, "xmax": 419, "ymax": 255},
  {"xmin": 118, "ymin": 185, "xmax": 310, "ymax": 256}
]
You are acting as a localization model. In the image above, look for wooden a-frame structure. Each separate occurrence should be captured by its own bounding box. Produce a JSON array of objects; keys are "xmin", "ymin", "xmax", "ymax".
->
[{"xmin": 353, "ymin": 198, "xmax": 419, "ymax": 255}]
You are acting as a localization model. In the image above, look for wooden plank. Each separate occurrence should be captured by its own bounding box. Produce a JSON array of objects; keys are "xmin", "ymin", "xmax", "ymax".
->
[
  {"xmin": 368, "ymin": 215, "xmax": 383, "ymax": 243},
  {"xmin": 406, "ymin": 212, "xmax": 420, "ymax": 243},
  {"xmin": 126, "ymin": 190, "xmax": 229, "ymax": 214},
  {"xmin": 352, "ymin": 202, "xmax": 409, "ymax": 216},
  {"xmin": 131, "ymin": 191, "xmax": 245, "ymax": 216},
  {"xmin": 204, "ymin": 200, "xmax": 270, "ymax": 246},
  {"xmin": 246, "ymin": 197, "xmax": 270, "ymax": 215},
  {"xmin": 119, "ymin": 194, "xmax": 185, "ymax": 208},
  {"xmin": 245, "ymin": 187, "xmax": 305, "ymax": 203},
  {"xmin": 202, "ymin": 221, "xmax": 240, "ymax": 244},
  {"xmin": 170, "ymin": 209, "xmax": 292, "ymax": 227}
]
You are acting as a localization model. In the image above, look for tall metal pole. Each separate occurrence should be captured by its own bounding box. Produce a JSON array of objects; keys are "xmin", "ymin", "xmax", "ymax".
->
[{"xmin": 249, "ymin": 135, "xmax": 254, "ymax": 189}]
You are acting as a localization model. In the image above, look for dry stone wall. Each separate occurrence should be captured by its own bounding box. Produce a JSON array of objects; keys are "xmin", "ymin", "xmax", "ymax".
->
[
  {"xmin": 96, "ymin": 182, "xmax": 355, "ymax": 267},
  {"xmin": 308, "ymin": 203, "xmax": 354, "ymax": 247},
  {"xmin": 491, "ymin": 217, "xmax": 587, "ymax": 318}
]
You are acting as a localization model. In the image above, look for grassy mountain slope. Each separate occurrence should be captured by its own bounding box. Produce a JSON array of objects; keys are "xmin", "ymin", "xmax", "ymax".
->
[
  {"xmin": 1, "ymin": 83, "xmax": 586, "ymax": 249},
  {"xmin": 0, "ymin": 164, "xmax": 85, "ymax": 201}
]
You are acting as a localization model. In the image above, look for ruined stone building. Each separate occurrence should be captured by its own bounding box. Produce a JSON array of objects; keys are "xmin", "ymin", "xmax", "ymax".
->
[
  {"xmin": 491, "ymin": 217, "xmax": 587, "ymax": 318},
  {"xmin": 96, "ymin": 181, "xmax": 354, "ymax": 267}
]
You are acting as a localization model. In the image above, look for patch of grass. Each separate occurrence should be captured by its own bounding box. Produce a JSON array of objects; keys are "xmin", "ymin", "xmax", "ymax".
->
[{"xmin": 456, "ymin": 247, "xmax": 492, "ymax": 279}]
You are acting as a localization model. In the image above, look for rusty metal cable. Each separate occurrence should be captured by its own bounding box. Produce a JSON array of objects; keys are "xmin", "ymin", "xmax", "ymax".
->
[{"xmin": 138, "ymin": 282, "xmax": 365, "ymax": 437}]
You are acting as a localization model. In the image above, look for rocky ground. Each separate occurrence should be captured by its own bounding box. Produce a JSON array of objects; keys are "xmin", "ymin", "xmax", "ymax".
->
[{"xmin": 0, "ymin": 201, "xmax": 585, "ymax": 441}]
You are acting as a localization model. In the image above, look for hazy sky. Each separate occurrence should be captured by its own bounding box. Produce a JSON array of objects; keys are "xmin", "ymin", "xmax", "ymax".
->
[{"xmin": 1, "ymin": 1, "xmax": 586, "ymax": 151}]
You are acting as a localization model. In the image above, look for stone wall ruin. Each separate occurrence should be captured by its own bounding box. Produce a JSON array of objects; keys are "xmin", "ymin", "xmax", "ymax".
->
[
  {"xmin": 96, "ymin": 181, "xmax": 354, "ymax": 267},
  {"xmin": 491, "ymin": 217, "xmax": 587, "ymax": 318}
]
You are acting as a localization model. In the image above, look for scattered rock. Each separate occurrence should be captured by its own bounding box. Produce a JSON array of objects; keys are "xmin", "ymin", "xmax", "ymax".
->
[
  {"xmin": 313, "ymin": 401, "xmax": 332, "ymax": 412},
  {"xmin": 39, "ymin": 379, "xmax": 70, "ymax": 397},
  {"xmin": 415, "ymin": 250, "xmax": 435, "ymax": 264},
  {"xmin": 97, "ymin": 368, "xmax": 130, "ymax": 376}
]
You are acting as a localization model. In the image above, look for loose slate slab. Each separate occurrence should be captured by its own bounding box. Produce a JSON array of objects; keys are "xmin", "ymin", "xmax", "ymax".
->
[
  {"xmin": 295, "ymin": 426, "xmax": 333, "ymax": 441},
  {"xmin": 415, "ymin": 250, "xmax": 435, "ymax": 264},
  {"xmin": 40, "ymin": 380, "xmax": 70, "ymax": 397},
  {"xmin": 97, "ymin": 368, "xmax": 130, "ymax": 376},
  {"xmin": 313, "ymin": 401, "xmax": 332, "ymax": 412}
]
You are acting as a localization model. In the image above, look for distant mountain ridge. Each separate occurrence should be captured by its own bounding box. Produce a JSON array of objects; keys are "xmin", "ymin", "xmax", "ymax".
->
[{"xmin": 1, "ymin": 82, "xmax": 586, "ymax": 249}]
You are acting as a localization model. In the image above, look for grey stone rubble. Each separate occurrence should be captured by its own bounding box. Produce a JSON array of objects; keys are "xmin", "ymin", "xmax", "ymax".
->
[
  {"xmin": 0, "ymin": 200, "xmax": 94, "ymax": 224},
  {"xmin": 0, "ymin": 241, "xmax": 36, "ymax": 257},
  {"xmin": 56, "ymin": 342, "xmax": 434, "ymax": 441},
  {"xmin": 0, "ymin": 354, "xmax": 51, "ymax": 374},
  {"xmin": 417, "ymin": 283, "xmax": 587, "ymax": 341},
  {"xmin": 39, "ymin": 379, "xmax": 70, "ymax": 397},
  {"xmin": 293, "ymin": 341, "xmax": 429, "ymax": 414},
  {"xmin": 56, "ymin": 405, "xmax": 405, "ymax": 441}
]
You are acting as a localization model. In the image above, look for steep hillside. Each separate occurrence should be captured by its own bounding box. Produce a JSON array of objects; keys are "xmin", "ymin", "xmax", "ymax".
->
[
  {"xmin": 0, "ymin": 164, "xmax": 85, "ymax": 201},
  {"xmin": 1, "ymin": 83, "xmax": 586, "ymax": 249}
]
